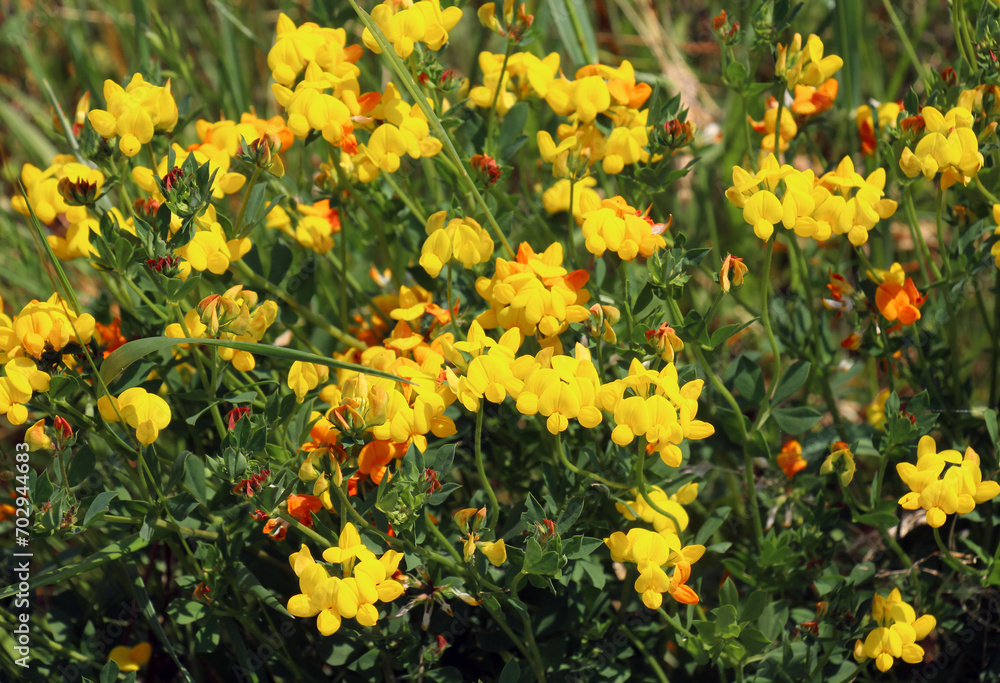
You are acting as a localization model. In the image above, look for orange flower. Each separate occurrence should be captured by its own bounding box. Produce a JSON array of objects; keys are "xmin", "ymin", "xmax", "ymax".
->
[
  {"xmin": 720, "ymin": 254, "xmax": 748, "ymax": 293},
  {"xmin": 875, "ymin": 278, "xmax": 925, "ymax": 325},
  {"xmin": 777, "ymin": 440, "xmax": 807, "ymax": 478},
  {"xmin": 287, "ymin": 494, "xmax": 323, "ymax": 526},
  {"xmin": 790, "ymin": 79, "xmax": 838, "ymax": 116},
  {"xmin": 841, "ymin": 333, "xmax": 862, "ymax": 350}
]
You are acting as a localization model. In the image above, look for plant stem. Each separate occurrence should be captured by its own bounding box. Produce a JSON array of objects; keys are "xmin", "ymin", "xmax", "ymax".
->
[
  {"xmin": 475, "ymin": 407, "xmax": 501, "ymax": 533},
  {"xmin": 760, "ymin": 239, "xmax": 781, "ymax": 401},
  {"xmin": 556, "ymin": 432, "xmax": 628, "ymax": 489},
  {"xmin": 233, "ymin": 166, "xmax": 261, "ymax": 239},
  {"xmin": 902, "ymin": 187, "xmax": 941, "ymax": 284}
]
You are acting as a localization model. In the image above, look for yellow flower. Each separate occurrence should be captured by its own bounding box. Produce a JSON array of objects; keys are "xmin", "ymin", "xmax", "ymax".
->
[
  {"xmin": 287, "ymin": 527, "xmax": 406, "ymax": 636},
  {"xmin": 865, "ymin": 389, "xmax": 891, "ymax": 430},
  {"xmin": 820, "ymin": 441, "xmax": 855, "ymax": 486},
  {"xmin": 419, "ymin": 211, "xmax": 495, "ymax": 277},
  {"xmin": 896, "ymin": 435, "xmax": 997, "ymax": 528},
  {"xmin": 749, "ymin": 98, "xmax": 798, "ymax": 152},
  {"xmin": 108, "ymin": 643, "xmax": 152, "ymax": 672},
  {"xmin": 857, "ymin": 589, "xmax": 934, "ymax": 672},
  {"xmin": 175, "ymin": 223, "xmax": 251, "ymax": 276},
  {"xmin": 98, "ymin": 387, "xmax": 172, "ymax": 445},
  {"xmin": 0, "ymin": 358, "xmax": 51, "ymax": 426},
  {"xmin": 88, "ymin": 74, "xmax": 178, "ymax": 157},
  {"xmin": 775, "ymin": 34, "xmax": 843, "ymax": 90},
  {"xmin": 288, "ymin": 362, "xmax": 331, "ymax": 403},
  {"xmin": 362, "ymin": 0, "xmax": 463, "ymax": 58},
  {"xmin": 541, "ymin": 177, "xmax": 600, "ymax": 223},
  {"xmin": 25, "ymin": 419, "xmax": 51, "ymax": 450},
  {"xmin": 580, "ymin": 196, "xmax": 666, "ymax": 261},
  {"xmin": 899, "ymin": 106, "xmax": 983, "ymax": 188},
  {"xmin": 478, "ymin": 539, "xmax": 507, "ymax": 566}
]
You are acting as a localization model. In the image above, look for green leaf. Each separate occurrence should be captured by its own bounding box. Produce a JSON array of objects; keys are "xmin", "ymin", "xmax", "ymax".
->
[
  {"xmin": 771, "ymin": 406, "xmax": 822, "ymax": 434},
  {"xmin": 185, "ymin": 455, "xmax": 208, "ymax": 507},
  {"xmin": 100, "ymin": 660, "xmax": 120, "ymax": 683},
  {"xmin": 772, "ymin": 361, "xmax": 811, "ymax": 405},
  {"xmin": 741, "ymin": 590, "xmax": 768, "ymax": 624},
  {"xmin": 523, "ymin": 538, "xmax": 561, "ymax": 575},
  {"xmin": 986, "ymin": 409, "xmax": 999, "ymax": 448},
  {"xmin": 100, "ymin": 336, "xmax": 409, "ymax": 387},
  {"xmin": 563, "ymin": 536, "xmax": 604, "ymax": 560},
  {"xmin": 194, "ymin": 616, "xmax": 222, "ymax": 653},
  {"xmin": 695, "ymin": 506, "xmax": 731, "ymax": 545},
  {"xmin": 498, "ymin": 658, "xmax": 521, "ymax": 683},
  {"xmin": 68, "ymin": 446, "xmax": 97, "ymax": 487},
  {"xmin": 720, "ymin": 577, "xmax": 739, "ymax": 608},
  {"xmin": 167, "ymin": 598, "xmax": 209, "ymax": 625},
  {"xmin": 83, "ymin": 491, "xmax": 119, "ymax": 526},
  {"xmin": 709, "ymin": 318, "xmax": 758, "ymax": 349}
]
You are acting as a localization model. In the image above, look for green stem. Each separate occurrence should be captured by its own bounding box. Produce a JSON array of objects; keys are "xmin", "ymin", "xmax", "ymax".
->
[
  {"xmin": 991, "ymin": 270, "xmax": 1000, "ymax": 407},
  {"xmin": 381, "ymin": 169, "xmax": 428, "ymax": 225},
  {"xmin": 933, "ymin": 525, "xmax": 977, "ymax": 577},
  {"xmin": 102, "ymin": 514, "xmax": 220, "ymax": 541},
  {"xmin": 475, "ymin": 407, "xmax": 501, "ymax": 533},
  {"xmin": 234, "ymin": 166, "xmax": 262, "ymax": 239},
  {"xmin": 485, "ymin": 45, "xmax": 514, "ymax": 148},
  {"xmin": 620, "ymin": 620, "xmax": 669, "ymax": 683},
  {"xmin": 902, "ymin": 187, "xmax": 941, "ymax": 284},
  {"xmin": 424, "ymin": 511, "xmax": 463, "ymax": 564},
  {"xmin": 760, "ymin": 239, "xmax": 781, "ymax": 401},
  {"xmin": 880, "ymin": 0, "xmax": 933, "ymax": 86},
  {"xmin": 556, "ymin": 432, "xmax": 628, "ymax": 489},
  {"xmin": 936, "ymin": 184, "xmax": 952, "ymax": 279},
  {"xmin": 619, "ymin": 264, "xmax": 634, "ymax": 339},
  {"xmin": 562, "ymin": 0, "xmax": 596, "ymax": 64},
  {"xmin": 447, "ymin": 262, "xmax": 464, "ymax": 340}
]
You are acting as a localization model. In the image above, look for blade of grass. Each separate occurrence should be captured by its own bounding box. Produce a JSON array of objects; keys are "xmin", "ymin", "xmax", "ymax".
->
[
  {"xmin": 0, "ymin": 533, "xmax": 149, "ymax": 600},
  {"xmin": 125, "ymin": 560, "xmax": 197, "ymax": 683},
  {"xmin": 100, "ymin": 336, "xmax": 411, "ymax": 387}
]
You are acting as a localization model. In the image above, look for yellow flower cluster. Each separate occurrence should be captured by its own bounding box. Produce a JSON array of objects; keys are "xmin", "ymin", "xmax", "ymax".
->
[
  {"xmin": 0, "ymin": 294, "xmax": 95, "ymax": 425},
  {"xmin": 579, "ymin": 195, "xmax": 667, "ymax": 261},
  {"xmin": 468, "ymin": 51, "xmax": 560, "ymax": 117},
  {"xmin": 598, "ymin": 359, "xmax": 715, "ymax": 467},
  {"xmin": 268, "ymin": 14, "xmax": 362, "ymax": 150},
  {"xmin": 474, "ymin": 242, "xmax": 591, "ymax": 347},
  {"xmin": 164, "ymin": 287, "xmax": 278, "ymax": 372},
  {"xmin": 896, "ymin": 435, "xmax": 1000, "ymax": 528},
  {"xmin": 11, "ymin": 154, "xmax": 105, "ymax": 260},
  {"xmin": 361, "ymin": 0, "xmax": 462, "ymax": 58},
  {"xmin": 297, "ymin": 288, "xmax": 459, "ymax": 486},
  {"xmin": 775, "ymin": 34, "xmax": 843, "ymax": 90},
  {"xmin": 352, "ymin": 83, "xmax": 444, "ymax": 183},
  {"xmin": 725, "ymin": 154, "xmax": 897, "ymax": 245},
  {"xmin": 267, "ymin": 15, "xmax": 445, "ymax": 182},
  {"xmin": 419, "ymin": 211, "xmax": 495, "ymax": 278},
  {"xmin": 268, "ymin": 200, "xmax": 342, "ymax": 255},
  {"xmin": 899, "ymin": 106, "xmax": 984, "ymax": 189},
  {"xmin": 98, "ymin": 388, "xmax": 172, "ymax": 446},
  {"xmin": 286, "ymin": 524, "xmax": 406, "ymax": 635},
  {"xmin": 854, "ymin": 589, "xmax": 935, "ymax": 672},
  {"xmin": 87, "ymin": 74, "xmax": 178, "ymax": 157},
  {"xmin": 616, "ymin": 483, "xmax": 699, "ymax": 534},
  {"xmin": 604, "ymin": 526, "xmax": 704, "ymax": 609}
]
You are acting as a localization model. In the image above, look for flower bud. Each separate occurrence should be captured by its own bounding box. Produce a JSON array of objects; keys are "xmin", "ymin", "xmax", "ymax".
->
[{"xmin": 58, "ymin": 176, "xmax": 98, "ymax": 206}]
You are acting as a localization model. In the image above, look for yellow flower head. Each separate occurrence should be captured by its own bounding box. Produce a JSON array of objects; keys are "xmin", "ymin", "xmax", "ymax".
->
[
  {"xmin": 88, "ymin": 74, "xmax": 178, "ymax": 156},
  {"xmin": 98, "ymin": 387, "xmax": 172, "ymax": 445}
]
